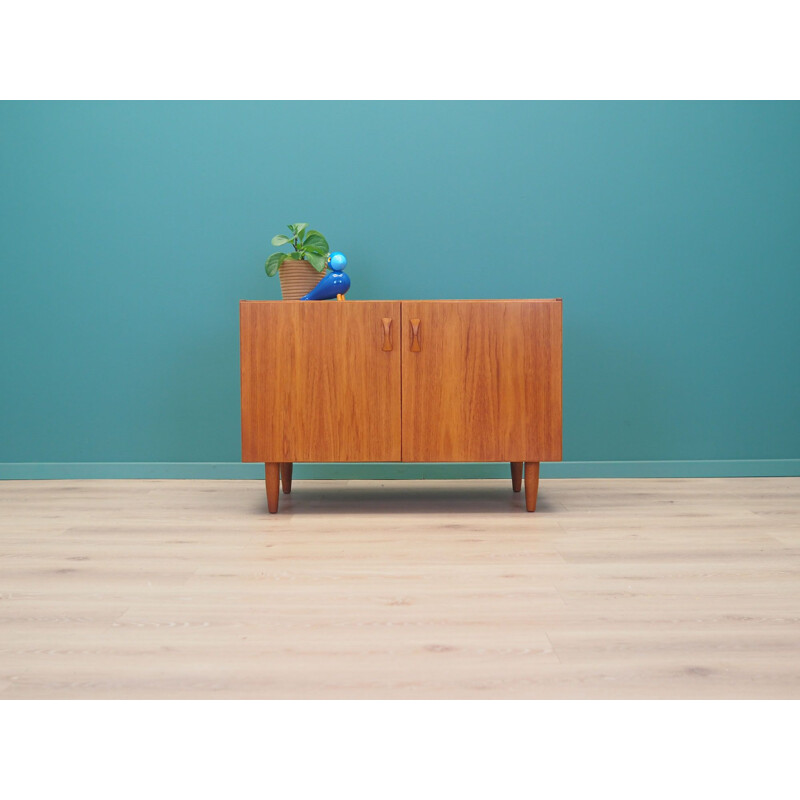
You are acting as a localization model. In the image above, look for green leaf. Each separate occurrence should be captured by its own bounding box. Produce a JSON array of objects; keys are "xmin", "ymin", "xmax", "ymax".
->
[
  {"xmin": 265, "ymin": 252, "xmax": 285, "ymax": 277},
  {"xmin": 271, "ymin": 234, "xmax": 291, "ymax": 246},
  {"xmin": 293, "ymin": 223, "xmax": 308, "ymax": 237},
  {"xmin": 285, "ymin": 251, "xmax": 302, "ymax": 261},
  {"xmin": 304, "ymin": 230, "xmax": 329, "ymax": 253},
  {"xmin": 305, "ymin": 251, "xmax": 326, "ymax": 272}
]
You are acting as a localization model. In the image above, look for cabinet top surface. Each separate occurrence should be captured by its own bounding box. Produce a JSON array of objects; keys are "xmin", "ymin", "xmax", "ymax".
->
[{"xmin": 240, "ymin": 298, "xmax": 563, "ymax": 304}]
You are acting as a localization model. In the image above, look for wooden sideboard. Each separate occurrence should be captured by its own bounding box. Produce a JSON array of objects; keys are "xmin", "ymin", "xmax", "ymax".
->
[{"xmin": 240, "ymin": 299, "xmax": 562, "ymax": 512}]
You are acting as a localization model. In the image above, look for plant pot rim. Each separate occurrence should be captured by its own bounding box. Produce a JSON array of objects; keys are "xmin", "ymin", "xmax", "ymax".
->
[{"xmin": 279, "ymin": 258, "xmax": 324, "ymax": 273}]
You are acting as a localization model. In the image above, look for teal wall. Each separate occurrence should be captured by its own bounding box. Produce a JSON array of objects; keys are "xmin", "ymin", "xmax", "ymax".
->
[{"xmin": 1, "ymin": 101, "xmax": 799, "ymax": 479}]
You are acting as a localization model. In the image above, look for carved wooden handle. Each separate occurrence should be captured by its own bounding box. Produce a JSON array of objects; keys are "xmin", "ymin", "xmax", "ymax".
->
[
  {"xmin": 382, "ymin": 318, "xmax": 393, "ymax": 351},
  {"xmin": 410, "ymin": 318, "xmax": 421, "ymax": 352}
]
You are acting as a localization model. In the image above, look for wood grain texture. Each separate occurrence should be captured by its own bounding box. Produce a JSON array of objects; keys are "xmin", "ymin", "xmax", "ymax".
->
[
  {"xmin": 401, "ymin": 300, "xmax": 562, "ymax": 462},
  {"xmin": 1, "ymin": 477, "xmax": 799, "ymax": 699},
  {"xmin": 0, "ymin": 478, "xmax": 800, "ymax": 700},
  {"xmin": 240, "ymin": 301, "xmax": 401, "ymax": 462}
]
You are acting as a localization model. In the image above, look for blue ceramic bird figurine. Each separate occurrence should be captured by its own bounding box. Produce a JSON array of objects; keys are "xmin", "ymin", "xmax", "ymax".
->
[{"xmin": 300, "ymin": 252, "xmax": 351, "ymax": 301}]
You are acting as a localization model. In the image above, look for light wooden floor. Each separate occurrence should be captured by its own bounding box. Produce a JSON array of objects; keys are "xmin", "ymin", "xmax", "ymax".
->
[{"xmin": 1, "ymin": 477, "xmax": 799, "ymax": 699}]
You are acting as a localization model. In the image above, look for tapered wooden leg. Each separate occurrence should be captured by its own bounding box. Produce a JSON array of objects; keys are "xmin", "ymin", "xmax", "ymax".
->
[
  {"xmin": 510, "ymin": 462, "xmax": 523, "ymax": 493},
  {"xmin": 265, "ymin": 462, "xmax": 280, "ymax": 513},
  {"xmin": 524, "ymin": 462, "xmax": 540, "ymax": 512},
  {"xmin": 281, "ymin": 462, "xmax": 293, "ymax": 494}
]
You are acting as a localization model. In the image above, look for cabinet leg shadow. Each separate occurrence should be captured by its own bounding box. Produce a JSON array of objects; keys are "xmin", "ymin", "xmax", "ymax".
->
[{"xmin": 259, "ymin": 469, "xmax": 548, "ymax": 515}]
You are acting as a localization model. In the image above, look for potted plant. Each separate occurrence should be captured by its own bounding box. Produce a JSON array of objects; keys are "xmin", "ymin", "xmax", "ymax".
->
[{"xmin": 265, "ymin": 223, "xmax": 330, "ymax": 300}]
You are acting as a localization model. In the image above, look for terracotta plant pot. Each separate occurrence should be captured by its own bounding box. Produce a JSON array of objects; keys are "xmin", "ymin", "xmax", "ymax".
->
[{"xmin": 278, "ymin": 259, "xmax": 326, "ymax": 300}]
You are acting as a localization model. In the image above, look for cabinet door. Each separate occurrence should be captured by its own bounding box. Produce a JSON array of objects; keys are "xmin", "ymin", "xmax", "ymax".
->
[
  {"xmin": 241, "ymin": 301, "xmax": 401, "ymax": 462},
  {"xmin": 401, "ymin": 300, "xmax": 562, "ymax": 462}
]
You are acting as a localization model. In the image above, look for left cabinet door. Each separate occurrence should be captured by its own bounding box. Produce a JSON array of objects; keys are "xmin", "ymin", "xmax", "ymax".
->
[{"xmin": 240, "ymin": 301, "xmax": 402, "ymax": 462}]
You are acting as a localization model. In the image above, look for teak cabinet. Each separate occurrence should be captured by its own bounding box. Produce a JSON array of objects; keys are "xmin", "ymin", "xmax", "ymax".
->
[{"xmin": 240, "ymin": 299, "xmax": 562, "ymax": 513}]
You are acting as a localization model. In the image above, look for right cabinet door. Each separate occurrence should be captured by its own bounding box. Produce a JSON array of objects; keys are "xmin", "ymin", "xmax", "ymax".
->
[{"xmin": 401, "ymin": 300, "xmax": 562, "ymax": 462}]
